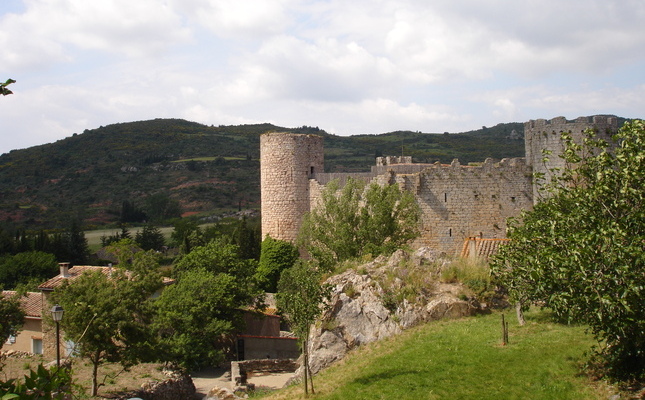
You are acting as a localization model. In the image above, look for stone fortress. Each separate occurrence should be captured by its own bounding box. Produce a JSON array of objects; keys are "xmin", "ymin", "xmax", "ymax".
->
[{"xmin": 260, "ymin": 115, "xmax": 619, "ymax": 256}]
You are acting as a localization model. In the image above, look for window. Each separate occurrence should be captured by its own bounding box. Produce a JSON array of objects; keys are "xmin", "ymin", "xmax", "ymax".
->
[
  {"xmin": 5, "ymin": 335, "xmax": 16, "ymax": 345},
  {"xmin": 32, "ymin": 338, "xmax": 43, "ymax": 354}
]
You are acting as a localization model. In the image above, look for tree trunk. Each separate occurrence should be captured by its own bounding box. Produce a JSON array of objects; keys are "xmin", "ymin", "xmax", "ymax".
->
[
  {"xmin": 516, "ymin": 302, "xmax": 526, "ymax": 326},
  {"xmin": 91, "ymin": 351, "xmax": 100, "ymax": 396},
  {"xmin": 303, "ymin": 338, "xmax": 309, "ymax": 396}
]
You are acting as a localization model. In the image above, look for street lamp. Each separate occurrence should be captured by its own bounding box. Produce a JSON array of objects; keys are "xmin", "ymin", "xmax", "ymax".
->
[{"xmin": 51, "ymin": 304, "xmax": 64, "ymax": 368}]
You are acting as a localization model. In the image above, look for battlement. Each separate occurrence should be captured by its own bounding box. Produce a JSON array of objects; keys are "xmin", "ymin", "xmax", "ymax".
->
[
  {"xmin": 525, "ymin": 115, "xmax": 618, "ymax": 131},
  {"xmin": 376, "ymin": 156, "xmax": 413, "ymax": 166}
]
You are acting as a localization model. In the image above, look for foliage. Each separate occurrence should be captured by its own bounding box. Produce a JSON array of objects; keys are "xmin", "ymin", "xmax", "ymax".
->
[
  {"xmin": 490, "ymin": 120, "xmax": 645, "ymax": 380},
  {"xmin": 0, "ymin": 364, "xmax": 71, "ymax": 400},
  {"xmin": 0, "ymin": 251, "xmax": 58, "ymax": 289},
  {"xmin": 49, "ymin": 220, "xmax": 90, "ymax": 264},
  {"xmin": 276, "ymin": 261, "xmax": 331, "ymax": 395},
  {"xmin": 135, "ymin": 224, "xmax": 166, "ymax": 251},
  {"xmin": 0, "ymin": 295, "xmax": 24, "ymax": 344},
  {"xmin": 172, "ymin": 238, "xmax": 258, "ymax": 283},
  {"xmin": 441, "ymin": 257, "xmax": 495, "ymax": 302},
  {"xmin": 0, "ymin": 118, "xmax": 527, "ymax": 230},
  {"xmin": 144, "ymin": 192, "xmax": 182, "ymax": 222},
  {"xmin": 0, "ymin": 79, "xmax": 15, "ymax": 96},
  {"xmin": 231, "ymin": 216, "xmax": 261, "ymax": 260},
  {"xmin": 152, "ymin": 268, "xmax": 247, "ymax": 369},
  {"xmin": 256, "ymin": 236, "xmax": 299, "ymax": 292},
  {"xmin": 51, "ymin": 259, "xmax": 163, "ymax": 396},
  {"xmin": 298, "ymin": 178, "xmax": 421, "ymax": 271}
]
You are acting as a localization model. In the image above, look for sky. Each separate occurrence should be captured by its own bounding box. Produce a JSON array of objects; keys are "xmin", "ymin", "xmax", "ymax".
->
[{"xmin": 1, "ymin": 0, "xmax": 644, "ymax": 155}]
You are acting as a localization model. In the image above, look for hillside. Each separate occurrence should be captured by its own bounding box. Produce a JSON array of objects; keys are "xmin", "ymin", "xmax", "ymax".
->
[
  {"xmin": 0, "ymin": 119, "xmax": 525, "ymax": 230},
  {"xmin": 261, "ymin": 309, "xmax": 615, "ymax": 400}
]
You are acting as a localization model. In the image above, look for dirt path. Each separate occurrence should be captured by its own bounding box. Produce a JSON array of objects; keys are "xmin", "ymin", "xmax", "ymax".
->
[{"xmin": 190, "ymin": 367, "xmax": 294, "ymax": 398}]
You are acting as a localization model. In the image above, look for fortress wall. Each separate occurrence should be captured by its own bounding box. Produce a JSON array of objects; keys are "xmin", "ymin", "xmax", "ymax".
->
[
  {"xmin": 260, "ymin": 133, "xmax": 324, "ymax": 242},
  {"xmin": 524, "ymin": 115, "xmax": 618, "ymax": 201},
  {"xmin": 380, "ymin": 158, "xmax": 533, "ymax": 255}
]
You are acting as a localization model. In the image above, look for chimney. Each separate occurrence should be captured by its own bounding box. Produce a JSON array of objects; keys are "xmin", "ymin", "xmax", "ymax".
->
[{"xmin": 59, "ymin": 262, "xmax": 71, "ymax": 278}]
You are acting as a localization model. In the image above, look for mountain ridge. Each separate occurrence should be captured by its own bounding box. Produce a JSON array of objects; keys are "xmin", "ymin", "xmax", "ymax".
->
[{"xmin": 0, "ymin": 118, "xmax": 537, "ymax": 230}]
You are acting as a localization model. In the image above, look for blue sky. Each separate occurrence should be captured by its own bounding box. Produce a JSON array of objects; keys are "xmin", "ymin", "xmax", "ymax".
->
[{"xmin": 1, "ymin": 0, "xmax": 644, "ymax": 154}]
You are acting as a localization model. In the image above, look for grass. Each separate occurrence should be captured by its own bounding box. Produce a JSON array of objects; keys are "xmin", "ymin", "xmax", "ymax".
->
[{"xmin": 260, "ymin": 309, "xmax": 616, "ymax": 400}]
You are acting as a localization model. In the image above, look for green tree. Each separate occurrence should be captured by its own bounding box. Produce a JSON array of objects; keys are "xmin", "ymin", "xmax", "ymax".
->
[
  {"xmin": 152, "ymin": 268, "xmax": 246, "ymax": 369},
  {"xmin": 491, "ymin": 120, "xmax": 645, "ymax": 379},
  {"xmin": 256, "ymin": 236, "xmax": 299, "ymax": 292},
  {"xmin": 145, "ymin": 192, "xmax": 182, "ymax": 222},
  {"xmin": 51, "ymin": 259, "xmax": 163, "ymax": 396},
  {"xmin": 172, "ymin": 238, "xmax": 258, "ymax": 284},
  {"xmin": 277, "ymin": 261, "xmax": 330, "ymax": 395},
  {"xmin": 0, "ymin": 294, "xmax": 24, "ymax": 344},
  {"xmin": 1, "ymin": 79, "xmax": 15, "ymax": 96},
  {"xmin": 135, "ymin": 224, "xmax": 165, "ymax": 251},
  {"xmin": 0, "ymin": 251, "xmax": 58, "ymax": 289},
  {"xmin": 298, "ymin": 178, "xmax": 421, "ymax": 270}
]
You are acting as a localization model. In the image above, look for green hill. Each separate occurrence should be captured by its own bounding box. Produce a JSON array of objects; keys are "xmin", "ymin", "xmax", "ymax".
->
[
  {"xmin": 0, "ymin": 119, "xmax": 525, "ymax": 230},
  {"xmin": 263, "ymin": 310, "xmax": 615, "ymax": 400}
]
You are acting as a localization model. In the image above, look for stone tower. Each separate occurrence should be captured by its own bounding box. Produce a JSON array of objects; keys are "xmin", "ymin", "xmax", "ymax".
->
[
  {"xmin": 524, "ymin": 115, "xmax": 618, "ymax": 201},
  {"xmin": 260, "ymin": 133, "xmax": 324, "ymax": 242}
]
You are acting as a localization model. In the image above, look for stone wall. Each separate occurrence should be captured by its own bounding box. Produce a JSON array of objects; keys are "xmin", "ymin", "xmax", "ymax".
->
[
  {"xmin": 231, "ymin": 359, "xmax": 297, "ymax": 386},
  {"xmin": 260, "ymin": 133, "xmax": 324, "ymax": 242},
  {"xmin": 392, "ymin": 158, "xmax": 533, "ymax": 255},
  {"xmin": 524, "ymin": 115, "xmax": 618, "ymax": 201},
  {"xmin": 259, "ymin": 115, "xmax": 617, "ymax": 256}
]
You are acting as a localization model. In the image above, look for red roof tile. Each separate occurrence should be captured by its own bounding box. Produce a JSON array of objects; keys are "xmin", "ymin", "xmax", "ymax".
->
[
  {"xmin": 1, "ymin": 291, "xmax": 42, "ymax": 318},
  {"xmin": 460, "ymin": 237, "xmax": 510, "ymax": 260},
  {"xmin": 38, "ymin": 265, "xmax": 174, "ymax": 291}
]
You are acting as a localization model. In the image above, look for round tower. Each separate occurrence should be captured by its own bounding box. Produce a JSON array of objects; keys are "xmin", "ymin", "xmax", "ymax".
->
[
  {"xmin": 260, "ymin": 133, "xmax": 324, "ymax": 243},
  {"xmin": 524, "ymin": 115, "xmax": 618, "ymax": 202}
]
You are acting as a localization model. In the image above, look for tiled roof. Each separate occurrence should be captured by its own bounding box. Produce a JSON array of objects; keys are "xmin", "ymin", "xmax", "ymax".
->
[
  {"xmin": 1, "ymin": 291, "xmax": 42, "ymax": 318},
  {"xmin": 38, "ymin": 265, "xmax": 175, "ymax": 291},
  {"xmin": 460, "ymin": 237, "xmax": 510, "ymax": 260}
]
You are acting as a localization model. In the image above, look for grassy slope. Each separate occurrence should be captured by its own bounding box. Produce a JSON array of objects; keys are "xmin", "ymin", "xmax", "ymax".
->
[{"xmin": 262, "ymin": 310, "xmax": 615, "ymax": 400}]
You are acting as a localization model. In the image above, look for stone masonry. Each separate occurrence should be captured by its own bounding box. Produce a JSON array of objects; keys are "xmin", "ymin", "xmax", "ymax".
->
[
  {"xmin": 260, "ymin": 133, "xmax": 324, "ymax": 243},
  {"xmin": 261, "ymin": 115, "xmax": 620, "ymax": 255}
]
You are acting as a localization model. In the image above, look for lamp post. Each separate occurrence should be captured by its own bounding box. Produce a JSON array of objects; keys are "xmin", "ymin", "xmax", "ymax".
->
[{"xmin": 51, "ymin": 304, "xmax": 64, "ymax": 368}]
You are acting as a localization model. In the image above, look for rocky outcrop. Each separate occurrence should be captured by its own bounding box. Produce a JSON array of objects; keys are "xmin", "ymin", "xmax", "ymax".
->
[{"xmin": 303, "ymin": 248, "xmax": 481, "ymax": 375}]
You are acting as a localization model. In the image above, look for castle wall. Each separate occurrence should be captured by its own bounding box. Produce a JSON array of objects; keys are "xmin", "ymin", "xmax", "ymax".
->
[
  {"xmin": 260, "ymin": 133, "xmax": 324, "ymax": 242},
  {"xmin": 524, "ymin": 115, "xmax": 618, "ymax": 201},
  {"xmin": 260, "ymin": 115, "xmax": 617, "ymax": 257},
  {"xmin": 373, "ymin": 158, "xmax": 533, "ymax": 255}
]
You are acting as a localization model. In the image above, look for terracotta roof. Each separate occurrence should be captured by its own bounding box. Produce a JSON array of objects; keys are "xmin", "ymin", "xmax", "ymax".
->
[
  {"xmin": 460, "ymin": 237, "xmax": 510, "ymax": 260},
  {"xmin": 38, "ymin": 265, "xmax": 175, "ymax": 291},
  {"xmin": 1, "ymin": 291, "xmax": 42, "ymax": 318}
]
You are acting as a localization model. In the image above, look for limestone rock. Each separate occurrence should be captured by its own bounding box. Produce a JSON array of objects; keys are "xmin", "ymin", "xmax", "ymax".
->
[{"xmin": 299, "ymin": 249, "xmax": 480, "ymax": 377}]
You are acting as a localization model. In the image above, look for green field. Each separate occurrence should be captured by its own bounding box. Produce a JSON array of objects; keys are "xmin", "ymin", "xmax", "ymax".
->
[{"xmin": 262, "ymin": 310, "xmax": 615, "ymax": 400}]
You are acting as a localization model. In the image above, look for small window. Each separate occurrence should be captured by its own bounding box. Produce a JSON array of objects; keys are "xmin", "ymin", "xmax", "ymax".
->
[
  {"xmin": 310, "ymin": 166, "xmax": 315, "ymax": 175},
  {"xmin": 449, "ymin": 228, "xmax": 452, "ymax": 237},
  {"xmin": 444, "ymin": 193, "xmax": 447, "ymax": 202},
  {"xmin": 32, "ymin": 338, "xmax": 43, "ymax": 355}
]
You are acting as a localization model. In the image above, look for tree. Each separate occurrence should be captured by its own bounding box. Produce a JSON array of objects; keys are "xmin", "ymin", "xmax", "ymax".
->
[
  {"xmin": 491, "ymin": 120, "xmax": 645, "ymax": 379},
  {"xmin": 0, "ymin": 294, "xmax": 24, "ymax": 344},
  {"xmin": 256, "ymin": 236, "xmax": 299, "ymax": 292},
  {"xmin": 277, "ymin": 261, "xmax": 330, "ymax": 395},
  {"xmin": 172, "ymin": 238, "xmax": 258, "ymax": 283},
  {"xmin": 0, "ymin": 251, "xmax": 58, "ymax": 289},
  {"xmin": 152, "ymin": 268, "xmax": 246, "ymax": 369},
  {"xmin": 1, "ymin": 79, "xmax": 15, "ymax": 96},
  {"xmin": 135, "ymin": 224, "xmax": 165, "ymax": 251},
  {"xmin": 51, "ymin": 257, "xmax": 163, "ymax": 396},
  {"xmin": 298, "ymin": 178, "xmax": 421, "ymax": 270}
]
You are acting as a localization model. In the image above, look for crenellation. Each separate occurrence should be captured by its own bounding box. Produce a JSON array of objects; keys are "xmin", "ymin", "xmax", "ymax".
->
[{"xmin": 260, "ymin": 115, "xmax": 620, "ymax": 255}]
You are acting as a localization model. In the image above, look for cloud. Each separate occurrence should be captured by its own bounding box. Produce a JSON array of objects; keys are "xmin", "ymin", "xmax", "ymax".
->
[{"xmin": 0, "ymin": 0, "xmax": 190, "ymax": 71}]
